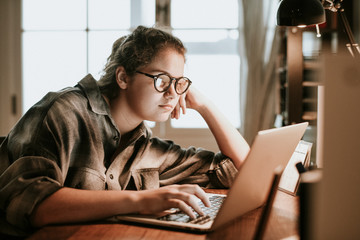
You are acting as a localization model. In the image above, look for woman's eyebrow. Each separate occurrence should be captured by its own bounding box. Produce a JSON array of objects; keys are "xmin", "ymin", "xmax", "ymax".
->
[
  {"xmin": 148, "ymin": 69, "xmax": 173, "ymax": 77},
  {"xmin": 145, "ymin": 67, "xmax": 184, "ymax": 79},
  {"xmin": 150, "ymin": 69, "xmax": 185, "ymax": 78},
  {"xmin": 149, "ymin": 69, "xmax": 168, "ymax": 74}
]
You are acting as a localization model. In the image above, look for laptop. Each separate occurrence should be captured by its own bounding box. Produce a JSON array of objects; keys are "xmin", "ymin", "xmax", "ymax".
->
[{"xmin": 110, "ymin": 122, "xmax": 308, "ymax": 232}]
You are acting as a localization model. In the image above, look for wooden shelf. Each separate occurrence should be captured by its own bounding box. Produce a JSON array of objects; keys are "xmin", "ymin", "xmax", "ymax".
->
[
  {"xmin": 302, "ymin": 81, "xmax": 320, "ymax": 87},
  {"xmin": 302, "ymin": 111, "xmax": 317, "ymax": 121}
]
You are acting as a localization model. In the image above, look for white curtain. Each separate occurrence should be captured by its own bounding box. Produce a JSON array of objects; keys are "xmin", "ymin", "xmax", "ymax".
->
[{"xmin": 238, "ymin": 0, "xmax": 281, "ymax": 144}]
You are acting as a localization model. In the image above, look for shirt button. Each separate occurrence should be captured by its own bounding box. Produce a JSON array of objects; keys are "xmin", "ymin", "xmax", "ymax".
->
[{"xmin": 109, "ymin": 174, "xmax": 114, "ymax": 180}]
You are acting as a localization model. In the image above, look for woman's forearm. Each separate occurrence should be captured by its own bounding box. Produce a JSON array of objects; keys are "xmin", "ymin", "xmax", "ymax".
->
[
  {"xmin": 30, "ymin": 187, "xmax": 139, "ymax": 227},
  {"xmin": 197, "ymin": 102, "xmax": 250, "ymax": 169},
  {"xmin": 30, "ymin": 185, "xmax": 210, "ymax": 228}
]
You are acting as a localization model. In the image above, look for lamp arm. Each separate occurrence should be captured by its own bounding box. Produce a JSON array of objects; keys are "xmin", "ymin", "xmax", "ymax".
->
[
  {"xmin": 337, "ymin": 9, "xmax": 360, "ymax": 56},
  {"xmin": 323, "ymin": 0, "xmax": 360, "ymax": 56}
]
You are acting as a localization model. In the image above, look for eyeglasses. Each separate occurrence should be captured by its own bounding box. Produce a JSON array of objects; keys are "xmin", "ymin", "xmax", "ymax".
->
[{"xmin": 136, "ymin": 71, "xmax": 192, "ymax": 95}]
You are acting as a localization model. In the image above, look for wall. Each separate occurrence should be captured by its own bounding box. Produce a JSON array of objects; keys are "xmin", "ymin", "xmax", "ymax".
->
[
  {"xmin": 313, "ymin": 53, "xmax": 360, "ymax": 239},
  {"xmin": 0, "ymin": 0, "xmax": 22, "ymax": 136}
]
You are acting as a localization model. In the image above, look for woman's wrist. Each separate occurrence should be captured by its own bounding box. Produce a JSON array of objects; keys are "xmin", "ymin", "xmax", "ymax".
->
[
  {"xmin": 195, "ymin": 101, "xmax": 214, "ymax": 118},
  {"xmin": 122, "ymin": 190, "xmax": 144, "ymax": 214}
]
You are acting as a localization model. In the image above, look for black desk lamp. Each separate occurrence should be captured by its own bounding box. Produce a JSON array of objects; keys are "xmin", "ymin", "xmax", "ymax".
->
[{"xmin": 277, "ymin": 0, "xmax": 360, "ymax": 57}]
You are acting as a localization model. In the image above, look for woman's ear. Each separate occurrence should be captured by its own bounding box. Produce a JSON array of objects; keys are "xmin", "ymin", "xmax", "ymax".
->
[{"xmin": 115, "ymin": 66, "xmax": 128, "ymax": 90}]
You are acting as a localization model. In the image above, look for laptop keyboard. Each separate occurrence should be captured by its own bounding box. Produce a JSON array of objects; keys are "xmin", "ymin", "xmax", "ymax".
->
[{"xmin": 157, "ymin": 195, "xmax": 226, "ymax": 225}]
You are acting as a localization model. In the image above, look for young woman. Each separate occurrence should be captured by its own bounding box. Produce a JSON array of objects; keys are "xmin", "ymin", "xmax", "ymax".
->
[{"xmin": 0, "ymin": 26, "xmax": 250, "ymax": 237}]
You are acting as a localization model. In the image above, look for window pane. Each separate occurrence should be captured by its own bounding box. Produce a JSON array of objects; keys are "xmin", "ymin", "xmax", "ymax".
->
[
  {"xmin": 22, "ymin": 0, "xmax": 86, "ymax": 30},
  {"xmin": 88, "ymin": 0, "xmax": 131, "ymax": 29},
  {"xmin": 174, "ymin": 29, "xmax": 238, "ymax": 43},
  {"xmin": 88, "ymin": 31, "xmax": 130, "ymax": 80},
  {"xmin": 171, "ymin": 29, "xmax": 240, "ymax": 129},
  {"xmin": 171, "ymin": 0, "xmax": 238, "ymax": 28},
  {"xmin": 173, "ymin": 30, "xmax": 238, "ymax": 54},
  {"xmin": 22, "ymin": 32, "xmax": 87, "ymax": 113},
  {"xmin": 138, "ymin": 0, "xmax": 156, "ymax": 26},
  {"xmin": 21, "ymin": 0, "xmax": 157, "ymax": 117},
  {"xmin": 171, "ymin": 54, "xmax": 240, "ymax": 128}
]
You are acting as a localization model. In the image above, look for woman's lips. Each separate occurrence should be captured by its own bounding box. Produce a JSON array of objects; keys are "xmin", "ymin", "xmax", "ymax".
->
[{"xmin": 159, "ymin": 104, "xmax": 174, "ymax": 111}]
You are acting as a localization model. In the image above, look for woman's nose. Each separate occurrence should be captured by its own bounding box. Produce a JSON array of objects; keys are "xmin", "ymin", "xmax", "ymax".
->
[{"xmin": 164, "ymin": 81, "xmax": 177, "ymax": 99}]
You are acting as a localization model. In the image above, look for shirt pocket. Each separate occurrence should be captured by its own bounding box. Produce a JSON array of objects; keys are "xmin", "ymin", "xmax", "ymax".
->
[
  {"xmin": 132, "ymin": 168, "xmax": 160, "ymax": 190},
  {"xmin": 65, "ymin": 167, "xmax": 106, "ymax": 190}
]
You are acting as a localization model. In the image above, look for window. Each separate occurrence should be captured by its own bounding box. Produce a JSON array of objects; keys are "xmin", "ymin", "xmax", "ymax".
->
[
  {"xmin": 170, "ymin": 0, "xmax": 240, "ymax": 129},
  {"xmin": 21, "ymin": 0, "xmax": 240, "ymax": 151},
  {"xmin": 22, "ymin": 0, "xmax": 155, "ymax": 112}
]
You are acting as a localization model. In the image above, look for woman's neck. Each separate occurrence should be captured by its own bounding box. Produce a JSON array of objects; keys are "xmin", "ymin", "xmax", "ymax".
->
[{"xmin": 103, "ymin": 95, "xmax": 142, "ymax": 135}]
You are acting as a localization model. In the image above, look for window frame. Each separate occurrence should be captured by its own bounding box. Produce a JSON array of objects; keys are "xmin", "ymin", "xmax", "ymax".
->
[{"xmin": 1, "ymin": 0, "xmax": 240, "ymax": 152}]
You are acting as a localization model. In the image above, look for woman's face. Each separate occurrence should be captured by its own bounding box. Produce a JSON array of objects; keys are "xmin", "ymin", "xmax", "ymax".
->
[{"xmin": 124, "ymin": 48, "xmax": 185, "ymax": 122}]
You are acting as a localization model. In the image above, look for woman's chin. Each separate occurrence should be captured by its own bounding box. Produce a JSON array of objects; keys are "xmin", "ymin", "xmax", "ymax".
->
[{"xmin": 150, "ymin": 114, "xmax": 171, "ymax": 122}]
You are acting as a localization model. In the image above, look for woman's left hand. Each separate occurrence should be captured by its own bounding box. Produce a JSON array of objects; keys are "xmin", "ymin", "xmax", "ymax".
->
[
  {"xmin": 171, "ymin": 86, "xmax": 250, "ymax": 169},
  {"xmin": 171, "ymin": 87, "xmax": 206, "ymax": 119},
  {"xmin": 171, "ymin": 93, "xmax": 185, "ymax": 119}
]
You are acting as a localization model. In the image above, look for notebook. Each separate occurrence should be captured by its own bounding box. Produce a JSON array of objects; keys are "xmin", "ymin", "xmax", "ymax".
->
[{"xmin": 110, "ymin": 122, "xmax": 308, "ymax": 232}]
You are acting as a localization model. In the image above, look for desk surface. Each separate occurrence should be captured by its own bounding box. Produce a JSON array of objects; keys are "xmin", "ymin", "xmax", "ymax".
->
[{"xmin": 27, "ymin": 190, "xmax": 299, "ymax": 240}]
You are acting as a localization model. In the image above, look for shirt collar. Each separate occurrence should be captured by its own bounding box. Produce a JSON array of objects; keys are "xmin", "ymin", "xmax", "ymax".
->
[
  {"xmin": 77, "ymin": 74, "xmax": 151, "ymax": 139},
  {"xmin": 77, "ymin": 74, "xmax": 110, "ymax": 115},
  {"xmin": 133, "ymin": 121, "xmax": 151, "ymax": 140}
]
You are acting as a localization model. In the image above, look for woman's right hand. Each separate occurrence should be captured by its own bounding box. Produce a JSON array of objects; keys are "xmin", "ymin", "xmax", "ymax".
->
[{"xmin": 135, "ymin": 184, "xmax": 211, "ymax": 219}]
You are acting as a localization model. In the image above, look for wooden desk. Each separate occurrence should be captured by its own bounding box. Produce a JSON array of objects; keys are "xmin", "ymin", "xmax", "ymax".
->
[{"xmin": 27, "ymin": 190, "xmax": 299, "ymax": 240}]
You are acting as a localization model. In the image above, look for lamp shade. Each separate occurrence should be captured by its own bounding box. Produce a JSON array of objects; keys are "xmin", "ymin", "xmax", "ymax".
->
[{"xmin": 277, "ymin": 0, "xmax": 326, "ymax": 26}]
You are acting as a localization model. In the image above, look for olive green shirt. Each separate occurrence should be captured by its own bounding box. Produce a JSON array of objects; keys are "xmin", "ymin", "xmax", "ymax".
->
[{"xmin": 0, "ymin": 74, "xmax": 237, "ymax": 237}]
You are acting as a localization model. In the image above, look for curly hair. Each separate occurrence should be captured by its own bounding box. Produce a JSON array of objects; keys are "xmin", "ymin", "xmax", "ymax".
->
[{"xmin": 98, "ymin": 26, "xmax": 187, "ymax": 99}]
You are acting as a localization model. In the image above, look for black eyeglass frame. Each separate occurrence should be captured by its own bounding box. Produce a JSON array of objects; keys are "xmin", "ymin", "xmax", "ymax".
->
[{"xmin": 136, "ymin": 71, "xmax": 192, "ymax": 95}]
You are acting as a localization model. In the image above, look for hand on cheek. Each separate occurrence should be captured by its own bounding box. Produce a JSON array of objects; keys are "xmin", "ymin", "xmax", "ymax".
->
[
  {"xmin": 171, "ymin": 95, "xmax": 187, "ymax": 119},
  {"xmin": 172, "ymin": 104, "xmax": 180, "ymax": 119}
]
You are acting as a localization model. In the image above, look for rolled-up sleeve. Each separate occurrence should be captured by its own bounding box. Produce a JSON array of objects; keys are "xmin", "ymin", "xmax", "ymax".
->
[
  {"xmin": 149, "ymin": 138, "xmax": 238, "ymax": 188},
  {"xmin": 0, "ymin": 156, "xmax": 63, "ymax": 232},
  {"xmin": 0, "ymin": 89, "xmax": 92, "ymax": 235},
  {"xmin": 0, "ymin": 76, "xmax": 118, "ymax": 236},
  {"xmin": 206, "ymin": 157, "xmax": 238, "ymax": 188}
]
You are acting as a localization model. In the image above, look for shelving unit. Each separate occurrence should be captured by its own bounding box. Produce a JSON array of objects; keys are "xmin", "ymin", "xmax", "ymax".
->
[
  {"xmin": 277, "ymin": 7, "xmax": 355, "ymax": 165},
  {"xmin": 278, "ymin": 28, "xmax": 320, "ymax": 126},
  {"xmin": 278, "ymin": 9, "xmax": 341, "ymax": 127}
]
